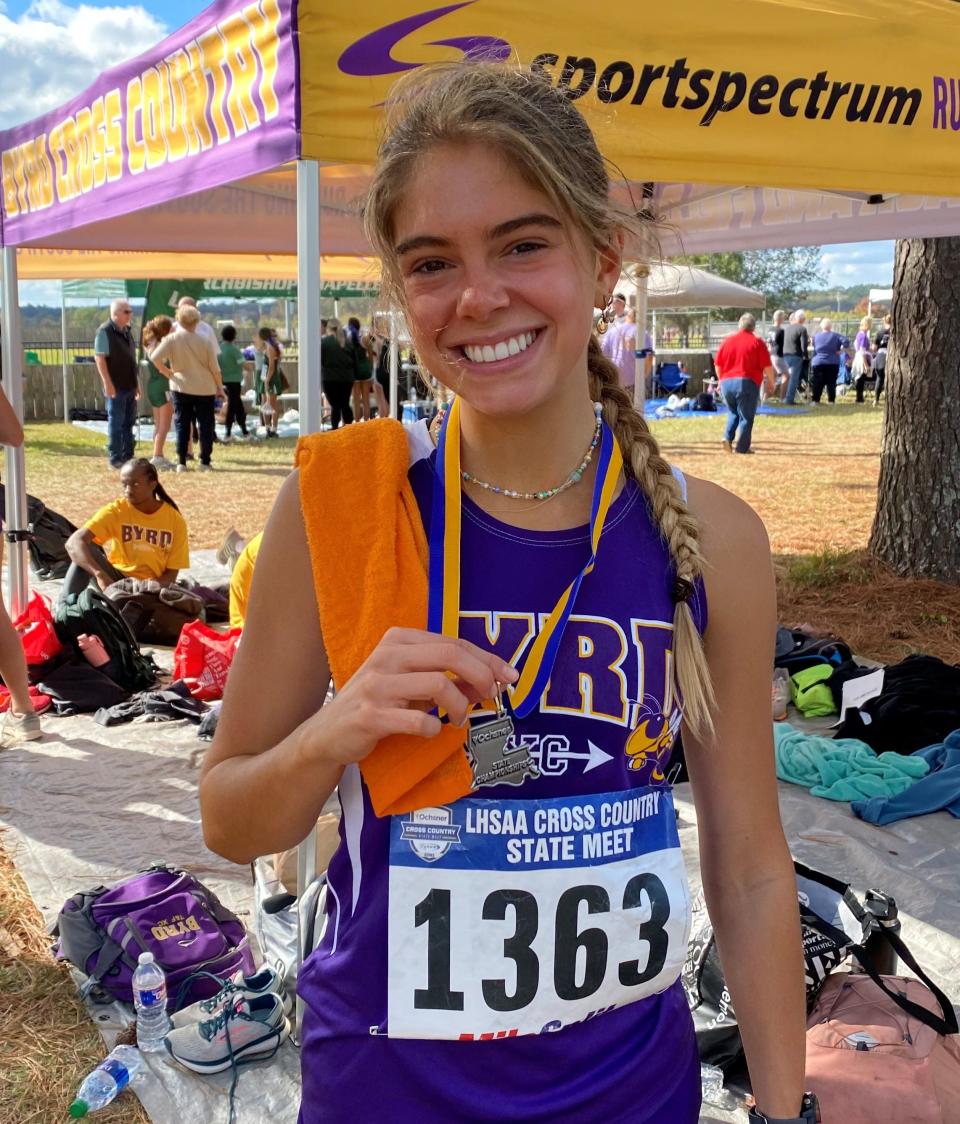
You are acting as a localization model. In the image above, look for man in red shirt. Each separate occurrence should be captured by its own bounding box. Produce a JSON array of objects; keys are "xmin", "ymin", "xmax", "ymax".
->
[{"xmin": 714, "ymin": 313, "xmax": 776, "ymax": 454}]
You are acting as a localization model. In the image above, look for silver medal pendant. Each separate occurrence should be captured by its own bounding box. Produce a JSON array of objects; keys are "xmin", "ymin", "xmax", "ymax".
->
[{"xmin": 467, "ymin": 688, "xmax": 539, "ymax": 790}]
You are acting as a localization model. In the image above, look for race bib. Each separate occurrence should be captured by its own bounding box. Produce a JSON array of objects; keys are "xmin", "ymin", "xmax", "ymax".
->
[{"xmin": 387, "ymin": 787, "xmax": 690, "ymax": 1040}]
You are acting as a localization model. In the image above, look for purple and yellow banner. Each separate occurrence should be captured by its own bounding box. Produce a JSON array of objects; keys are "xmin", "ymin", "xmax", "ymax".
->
[{"xmin": 0, "ymin": 0, "xmax": 298, "ymax": 247}]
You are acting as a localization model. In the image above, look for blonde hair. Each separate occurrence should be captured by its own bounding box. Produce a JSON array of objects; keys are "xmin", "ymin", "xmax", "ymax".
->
[
  {"xmin": 860, "ymin": 315, "xmax": 872, "ymax": 331},
  {"xmin": 364, "ymin": 62, "xmax": 715, "ymax": 736},
  {"xmin": 176, "ymin": 305, "xmax": 201, "ymax": 328}
]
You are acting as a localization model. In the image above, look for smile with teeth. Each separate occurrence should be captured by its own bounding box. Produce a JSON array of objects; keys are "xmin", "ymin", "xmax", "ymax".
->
[{"xmin": 461, "ymin": 330, "xmax": 538, "ymax": 364}]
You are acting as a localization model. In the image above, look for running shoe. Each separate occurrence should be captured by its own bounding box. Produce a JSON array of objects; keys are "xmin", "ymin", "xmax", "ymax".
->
[
  {"xmin": 198, "ymin": 463, "xmax": 213, "ymax": 472},
  {"xmin": 165, "ymin": 994, "xmax": 288, "ymax": 1074},
  {"xmin": 171, "ymin": 966, "xmax": 290, "ymax": 1028},
  {"xmin": 0, "ymin": 710, "xmax": 42, "ymax": 748},
  {"xmin": 216, "ymin": 528, "xmax": 245, "ymax": 567},
  {"xmin": 176, "ymin": 464, "xmax": 188, "ymax": 474},
  {"xmin": 150, "ymin": 456, "xmax": 176, "ymax": 471}
]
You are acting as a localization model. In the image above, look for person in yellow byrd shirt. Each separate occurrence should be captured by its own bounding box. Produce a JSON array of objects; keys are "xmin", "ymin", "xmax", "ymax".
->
[
  {"xmin": 228, "ymin": 532, "xmax": 262, "ymax": 629},
  {"xmin": 62, "ymin": 459, "xmax": 189, "ymax": 601}
]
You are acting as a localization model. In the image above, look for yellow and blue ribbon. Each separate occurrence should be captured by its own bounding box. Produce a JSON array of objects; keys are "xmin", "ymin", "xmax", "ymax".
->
[{"xmin": 428, "ymin": 396, "xmax": 624, "ymax": 720}]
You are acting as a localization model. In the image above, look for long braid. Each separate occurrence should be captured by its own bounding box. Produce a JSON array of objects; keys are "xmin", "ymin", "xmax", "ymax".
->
[{"xmin": 587, "ymin": 338, "xmax": 716, "ymax": 737}]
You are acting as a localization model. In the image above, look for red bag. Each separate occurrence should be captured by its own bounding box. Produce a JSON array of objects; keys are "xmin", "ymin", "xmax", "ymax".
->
[
  {"xmin": 172, "ymin": 621, "xmax": 241, "ymax": 701},
  {"xmin": 14, "ymin": 592, "xmax": 64, "ymax": 667}
]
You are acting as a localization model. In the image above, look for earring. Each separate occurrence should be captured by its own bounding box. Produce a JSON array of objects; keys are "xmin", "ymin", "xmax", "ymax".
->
[{"xmin": 596, "ymin": 297, "xmax": 610, "ymax": 336}]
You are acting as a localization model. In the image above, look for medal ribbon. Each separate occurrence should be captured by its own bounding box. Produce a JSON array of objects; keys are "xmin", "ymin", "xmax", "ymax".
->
[{"xmin": 428, "ymin": 396, "xmax": 624, "ymax": 720}]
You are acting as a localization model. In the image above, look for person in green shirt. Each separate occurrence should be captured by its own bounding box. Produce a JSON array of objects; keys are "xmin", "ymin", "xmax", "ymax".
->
[{"xmin": 218, "ymin": 325, "xmax": 249, "ymax": 441}]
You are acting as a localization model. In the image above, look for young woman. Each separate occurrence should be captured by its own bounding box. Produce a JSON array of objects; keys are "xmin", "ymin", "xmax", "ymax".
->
[
  {"xmin": 62, "ymin": 458, "xmax": 189, "ymax": 599},
  {"xmin": 201, "ymin": 64, "xmax": 808, "ymax": 1124},
  {"xmin": 141, "ymin": 316, "xmax": 176, "ymax": 470},
  {"xmin": 0, "ymin": 387, "xmax": 41, "ymax": 746},
  {"xmin": 256, "ymin": 326, "xmax": 283, "ymax": 438},
  {"xmin": 873, "ymin": 313, "xmax": 892, "ymax": 405},
  {"xmin": 346, "ymin": 316, "xmax": 376, "ymax": 422},
  {"xmin": 218, "ymin": 324, "xmax": 249, "ymax": 441}
]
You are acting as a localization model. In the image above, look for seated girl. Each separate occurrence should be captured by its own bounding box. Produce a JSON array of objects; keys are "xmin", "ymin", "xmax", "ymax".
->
[{"xmin": 61, "ymin": 458, "xmax": 189, "ymax": 602}]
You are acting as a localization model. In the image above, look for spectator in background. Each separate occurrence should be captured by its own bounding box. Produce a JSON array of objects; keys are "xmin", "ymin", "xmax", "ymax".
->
[
  {"xmin": 320, "ymin": 319, "xmax": 355, "ymax": 429},
  {"xmin": 94, "ymin": 298, "xmax": 139, "ymax": 469},
  {"xmin": 809, "ymin": 318, "xmax": 850, "ymax": 404},
  {"xmin": 142, "ymin": 316, "xmax": 176, "ymax": 471},
  {"xmin": 853, "ymin": 316, "xmax": 873, "ymax": 403},
  {"xmin": 873, "ymin": 313, "xmax": 891, "ymax": 406},
  {"xmin": 229, "ymin": 532, "xmax": 262, "ymax": 629},
  {"xmin": 148, "ymin": 305, "xmax": 225, "ymax": 472},
  {"xmin": 256, "ymin": 327, "xmax": 283, "ymax": 439},
  {"xmin": 176, "ymin": 296, "xmax": 217, "ymax": 347},
  {"xmin": 346, "ymin": 316, "xmax": 375, "ymax": 422},
  {"xmin": 766, "ymin": 310, "xmax": 788, "ymax": 401},
  {"xmin": 715, "ymin": 313, "xmax": 775, "ymax": 454},
  {"xmin": 218, "ymin": 325, "xmax": 248, "ymax": 442},
  {"xmin": 0, "ymin": 385, "xmax": 42, "ymax": 746},
  {"xmin": 599, "ymin": 293, "xmax": 637, "ymax": 394},
  {"xmin": 782, "ymin": 310, "xmax": 809, "ymax": 404}
]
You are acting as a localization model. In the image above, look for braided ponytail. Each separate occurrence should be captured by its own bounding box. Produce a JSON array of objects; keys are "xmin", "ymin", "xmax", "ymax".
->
[{"xmin": 587, "ymin": 338, "xmax": 716, "ymax": 738}]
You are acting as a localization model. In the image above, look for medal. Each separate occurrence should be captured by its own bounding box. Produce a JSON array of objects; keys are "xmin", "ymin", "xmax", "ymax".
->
[
  {"xmin": 465, "ymin": 686, "xmax": 538, "ymax": 789},
  {"xmin": 429, "ymin": 397, "xmax": 624, "ymax": 789}
]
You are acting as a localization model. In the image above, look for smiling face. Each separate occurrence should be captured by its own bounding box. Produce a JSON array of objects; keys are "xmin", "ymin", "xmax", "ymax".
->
[{"xmin": 391, "ymin": 141, "xmax": 620, "ymax": 420}]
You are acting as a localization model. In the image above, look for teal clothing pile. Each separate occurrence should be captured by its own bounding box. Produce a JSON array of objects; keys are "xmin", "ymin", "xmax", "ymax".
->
[{"xmin": 773, "ymin": 722, "xmax": 929, "ymax": 802}]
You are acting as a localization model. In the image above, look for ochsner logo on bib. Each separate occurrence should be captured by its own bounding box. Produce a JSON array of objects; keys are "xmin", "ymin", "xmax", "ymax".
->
[
  {"xmin": 338, "ymin": 2, "xmax": 511, "ymax": 78},
  {"xmin": 400, "ymin": 806, "xmax": 461, "ymax": 862}
]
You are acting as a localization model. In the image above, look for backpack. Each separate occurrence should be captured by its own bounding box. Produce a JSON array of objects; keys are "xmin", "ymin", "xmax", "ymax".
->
[
  {"xmin": 806, "ymin": 955, "xmax": 960, "ymax": 1122},
  {"xmin": 0, "ymin": 483, "xmax": 77, "ymax": 579},
  {"xmin": 54, "ymin": 865, "xmax": 255, "ymax": 1010},
  {"xmin": 775, "ymin": 628, "xmax": 852, "ymax": 673},
  {"xmin": 54, "ymin": 587, "xmax": 158, "ymax": 692},
  {"xmin": 692, "ymin": 392, "xmax": 717, "ymax": 412}
]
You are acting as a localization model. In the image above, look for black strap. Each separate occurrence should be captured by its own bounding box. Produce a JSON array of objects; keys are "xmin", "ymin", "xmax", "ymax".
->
[{"xmin": 851, "ymin": 926, "xmax": 958, "ymax": 1037}]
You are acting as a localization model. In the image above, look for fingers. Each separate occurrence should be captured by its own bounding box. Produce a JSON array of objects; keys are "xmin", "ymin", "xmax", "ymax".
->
[
  {"xmin": 387, "ymin": 672, "xmax": 475, "ymax": 727},
  {"xmin": 379, "ymin": 628, "xmax": 518, "ymax": 692}
]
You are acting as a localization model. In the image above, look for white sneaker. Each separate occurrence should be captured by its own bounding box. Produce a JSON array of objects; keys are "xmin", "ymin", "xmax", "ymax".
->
[
  {"xmin": 198, "ymin": 463, "xmax": 213, "ymax": 472},
  {"xmin": 176, "ymin": 463, "xmax": 188, "ymax": 473},
  {"xmin": 216, "ymin": 528, "xmax": 245, "ymax": 567},
  {"xmin": 151, "ymin": 456, "xmax": 176, "ymax": 471},
  {"xmin": 171, "ymin": 966, "xmax": 290, "ymax": 1028},
  {"xmin": 0, "ymin": 709, "xmax": 42, "ymax": 748},
  {"xmin": 165, "ymin": 994, "xmax": 288, "ymax": 1073}
]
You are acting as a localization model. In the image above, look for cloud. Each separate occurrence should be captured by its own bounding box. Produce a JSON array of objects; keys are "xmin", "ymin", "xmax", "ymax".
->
[
  {"xmin": 0, "ymin": 0, "xmax": 166, "ymax": 129},
  {"xmin": 820, "ymin": 241, "xmax": 895, "ymax": 286}
]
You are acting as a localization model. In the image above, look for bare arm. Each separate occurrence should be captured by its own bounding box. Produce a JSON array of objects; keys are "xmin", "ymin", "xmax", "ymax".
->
[
  {"xmin": 65, "ymin": 527, "xmax": 114, "ymax": 589},
  {"xmin": 683, "ymin": 479, "xmax": 807, "ymax": 1119},
  {"xmin": 156, "ymin": 568, "xmax": 179, "ymax": 588},
  {"xmin": 94, "ymin": 355, "xmax": 115, "ymax": 397},
  {"xmin": 0, "ymin": 386, "xmax": 24, "ymax": 447},
  {"xmin": 200, "ymin": 471, "xmax": 517, "ymax": 865}
]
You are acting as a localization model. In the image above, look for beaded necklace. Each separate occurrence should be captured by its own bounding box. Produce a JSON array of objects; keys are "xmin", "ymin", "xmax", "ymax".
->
[{"xmin": 433, "ymin": 400, "xmax": 604, "ymax": 501}]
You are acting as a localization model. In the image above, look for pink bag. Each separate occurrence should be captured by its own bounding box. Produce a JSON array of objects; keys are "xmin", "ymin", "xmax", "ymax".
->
[{"xmin": 806, "ymin": 966, "xmax": 960, "ymax": 1123}]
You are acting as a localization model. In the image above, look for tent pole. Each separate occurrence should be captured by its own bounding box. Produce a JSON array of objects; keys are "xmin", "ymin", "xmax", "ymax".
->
[
  {"xmin": 1, "ymin": 248, "xmax": 30, "ymax": 617},
  {"xmin": 61, "ymin": 282, "xmax": 71, "ymax": 423},
  {"xmin": 633, "ymin": 268, "xmax": 649, "ymax": 411},
  {"xmin": 389, "ymin": 312, "xmax": 399, "ymax": 420},
  {"xmin": 296, "ymin": 160, "xmax": 322, "ymax": 434}
]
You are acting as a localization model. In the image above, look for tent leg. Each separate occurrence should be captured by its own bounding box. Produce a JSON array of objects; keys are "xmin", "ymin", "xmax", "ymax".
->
[
  {"xmin": 633, "ymin": 271, "xmax": 649, "ymax": 411},
  {"xmin": 296, "ymin": 160, "xmax": 322, "ymax": 435},
  {"xmin": 1, "ymin": 248, "xmax": 30, "ymax": 617},
  {"xmin": 389, "ymin": 312, "xmax": 399, "ymax": 421},
  {"xmin": 61, "ymin": 282, "xmax": 71, "ymax": 423}
]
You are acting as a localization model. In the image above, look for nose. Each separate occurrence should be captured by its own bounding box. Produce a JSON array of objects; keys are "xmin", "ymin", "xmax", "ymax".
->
[{"xmin": 455, "ymin": 263, "xmax": 510, "ymax": 322}]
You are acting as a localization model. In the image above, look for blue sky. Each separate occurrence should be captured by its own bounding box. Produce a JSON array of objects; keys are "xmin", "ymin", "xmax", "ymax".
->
[{"xmin": 1, "ymin": 0, "xmax": 895, "ymax": 302}]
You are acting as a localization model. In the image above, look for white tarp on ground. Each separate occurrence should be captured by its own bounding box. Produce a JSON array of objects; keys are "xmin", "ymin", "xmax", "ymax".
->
[{"xmin": 1, "ymin": 555, "xmax": 957, "ymax": 1123}]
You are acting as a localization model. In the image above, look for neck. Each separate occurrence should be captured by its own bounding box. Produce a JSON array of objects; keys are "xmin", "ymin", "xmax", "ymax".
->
[{"xmin": 134, "ymin": 497, "xmax": 163, "ymax": 515}]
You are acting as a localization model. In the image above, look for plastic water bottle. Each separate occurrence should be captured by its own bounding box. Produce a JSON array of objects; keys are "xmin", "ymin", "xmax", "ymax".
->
[
  {"xmin": 69, "ymin": 1044, "xmax": 143, "ymax": 1117},
  {"xmin": 699, "ymin": 1062, "xmax": 725, "ymax": 1105},
  {"xmin": 132, "ymin": 951, "xmax": 170, "ymax": 1052}
]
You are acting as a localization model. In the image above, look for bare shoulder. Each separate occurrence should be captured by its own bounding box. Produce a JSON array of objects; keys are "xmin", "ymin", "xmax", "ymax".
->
[{"xmin": 683, "ymin": 473, "xmax": 771, "ymax": 576}]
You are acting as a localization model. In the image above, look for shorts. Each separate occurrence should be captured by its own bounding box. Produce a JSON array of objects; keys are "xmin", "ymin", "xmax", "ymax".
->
[
  {"xmin": 147, "ymin": 373, "xmax": 170, "ymax": 409},
  {"xmin": 772, "ymin": 356, "xmax": 789, "ymax": 376}
]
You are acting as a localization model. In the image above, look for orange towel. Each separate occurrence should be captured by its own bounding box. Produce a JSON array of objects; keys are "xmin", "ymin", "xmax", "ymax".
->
[{"xmin": 296, "ymin": 419, "xmax": 473, "ymax": 817}]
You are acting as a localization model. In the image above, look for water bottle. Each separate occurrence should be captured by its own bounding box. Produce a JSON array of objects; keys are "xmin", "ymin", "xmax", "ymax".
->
[
  {"xmin": 699, "ymin": 1062, "xmax": 725, "ymax": 1106},
  {"xmin": 69, "ymin": 1044, "xmax": 143, "ymax": 1117},
  {"xmin": 133, "ymin": 951, "xmax": 170, "ymax": 1052}
]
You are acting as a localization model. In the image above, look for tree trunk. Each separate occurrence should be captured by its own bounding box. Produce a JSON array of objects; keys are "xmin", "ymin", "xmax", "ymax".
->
[{"xmin": 869, "ymin": 238, "xmax": 960, "ymax": 583}]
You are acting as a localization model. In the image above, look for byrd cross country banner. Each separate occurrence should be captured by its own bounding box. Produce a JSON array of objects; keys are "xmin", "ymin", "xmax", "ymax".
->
[
  {"xmin": 0, "ymin": 0, "xmax": 298, "ymax": 246},
  {"xmin": 298, "ymin": 0, "xmax": 960, "ymax": 198}
]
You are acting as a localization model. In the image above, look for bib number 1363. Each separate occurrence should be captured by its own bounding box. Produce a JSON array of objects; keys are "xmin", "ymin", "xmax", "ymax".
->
[{"xmin": 387, "ymin": 790, "xmax": 690, "ymax": 1040}]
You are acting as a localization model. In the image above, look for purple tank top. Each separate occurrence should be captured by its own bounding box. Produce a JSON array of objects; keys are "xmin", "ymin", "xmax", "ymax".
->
[{"xmin": 298, "ymin": 428, "xmax": 705, "ymax": 1123}]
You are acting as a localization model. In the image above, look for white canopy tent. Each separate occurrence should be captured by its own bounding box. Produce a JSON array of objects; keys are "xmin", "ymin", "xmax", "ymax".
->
[{"xmin": 619, "ymin": 263, "xmax": 766, "ymax": 310}]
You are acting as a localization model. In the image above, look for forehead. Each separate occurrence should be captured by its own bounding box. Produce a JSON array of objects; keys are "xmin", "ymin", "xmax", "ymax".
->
[{"xmin": 392, "ymin": 141, "xmax": 561, "ymax": 241}]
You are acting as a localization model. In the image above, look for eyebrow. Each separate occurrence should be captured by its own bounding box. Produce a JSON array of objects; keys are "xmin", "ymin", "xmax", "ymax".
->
[{"xmin": 394, "ymin": 212, "xmax": 563, "ymax": 258}]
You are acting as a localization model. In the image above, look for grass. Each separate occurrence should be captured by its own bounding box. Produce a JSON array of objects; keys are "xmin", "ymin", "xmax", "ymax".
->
[
  {"xmin": 0, "ymin": 836, "xmax": 148, "ymax": 1124},
  {"xmin": 2, "ymin": 397, "xmax": 957, "ymax": 1122}
]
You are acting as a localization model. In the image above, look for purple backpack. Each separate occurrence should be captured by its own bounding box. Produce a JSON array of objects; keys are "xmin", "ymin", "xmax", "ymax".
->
[{"xmin": 54, "ymin": 865, "xmax": 254, "ymax": 1010}]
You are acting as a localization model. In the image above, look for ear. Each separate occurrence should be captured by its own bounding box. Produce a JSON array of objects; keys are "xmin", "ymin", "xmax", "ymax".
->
[{"xmin": 594, "ymin": 229, "xmax": 624, "ymax": 307}]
